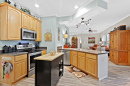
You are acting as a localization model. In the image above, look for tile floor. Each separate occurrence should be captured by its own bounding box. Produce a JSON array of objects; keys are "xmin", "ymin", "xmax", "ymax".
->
[{"xmin": 1, "ymin": 61, "xmax": 130, "ymax": 86}]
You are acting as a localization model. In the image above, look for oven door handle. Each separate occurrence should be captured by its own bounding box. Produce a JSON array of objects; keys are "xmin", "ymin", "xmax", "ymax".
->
[{"xmin": 29, "ymin": 52, "xmax": 42, "ymax": 56}]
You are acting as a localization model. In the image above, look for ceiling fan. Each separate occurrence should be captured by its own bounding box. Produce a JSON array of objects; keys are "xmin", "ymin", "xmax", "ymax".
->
[
  {"xmin": 76, "ymin": 17, "xmax": 91, "ymax": 28},
  {"xmin": 88, "ymin": 28, "xmax": 97, "ymax": 33}
]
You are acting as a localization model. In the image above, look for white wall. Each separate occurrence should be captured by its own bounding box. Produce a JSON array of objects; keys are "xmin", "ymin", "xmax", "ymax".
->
[
  {"xmin": 81, "ymin": 34, "xmax": 100, "ymax": 49},
  {"xmin": 100, "ymin": 16, "xmax": 130, "ymax": 38}
]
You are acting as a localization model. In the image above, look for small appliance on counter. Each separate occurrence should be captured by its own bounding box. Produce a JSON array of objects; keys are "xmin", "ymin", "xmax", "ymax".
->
[
  {"xmin": 35, "ymin": 42, "xmax": 39, "ymax": 49},
  {"xmin": 3, "ymin": 45, "xmax": 8, "ymax": 53},
  {"xmin": 2, "ymin": 45, "xmax": 16, "ymax": 53}
]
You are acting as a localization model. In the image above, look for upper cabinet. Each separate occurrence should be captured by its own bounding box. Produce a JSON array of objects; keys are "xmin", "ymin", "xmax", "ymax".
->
[
  {"xmin": 22, "ymin": 13, "xmax": 30, "ymax": 29},
  {"xmin": 8, "ymin": 6, "xmax": 21, "ymax": 40},
  {"xmin": 36, "ymin": 20, "xmax": 42, "ymax": 41},
  {"xmin": 30, "ymin": 17, "xmax": 37, "ymax": 31},
  {"xmin": 0, "ymin": 2, "xmax": 42, "ymax": 41}
]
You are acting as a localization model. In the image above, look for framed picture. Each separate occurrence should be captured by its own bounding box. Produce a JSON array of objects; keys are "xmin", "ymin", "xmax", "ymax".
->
[
  {"xmin": 58, "ymin": 27, "xmax": 60, "ymax": 41},
  {"xmin": 88, "ymin": 37, "xmax": 95, "ymax": 44},
  {"xmin": 45, "ymin": 32, "xmax": 52, "ymax": 41}
]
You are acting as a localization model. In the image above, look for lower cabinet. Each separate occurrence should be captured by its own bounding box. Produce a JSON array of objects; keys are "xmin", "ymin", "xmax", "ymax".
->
[
  {"xmin": 110, "ymin": 50, "xmax": 129, "ymax": 65},
  {"xmin": 78, "ymin": 52, "xmax": 85, "ymax": 71},
  {"xmin": 71, "ymin": 51, "xmax": 78, "ymax": 67},
  {"xmin": 70, "ymin": 51, "xmax": 98, "ymax": 78},
  {"xmin": 0, "ymin": 54, "xmax": 27, "ymax": 85},
  {"xmin": 86, "ymin": 57, "xmax": 97, "ymax": 77},
  {"xmin": 118, "ymin": 51, "xmax": 128, "ymax": 64},
  {"xmin": 110, "ymin": 50, "xmax": 118, "ymax": 64},
  {"xmin": 14, "ymin": 59, "xmax": 27, "ymax": 82}
]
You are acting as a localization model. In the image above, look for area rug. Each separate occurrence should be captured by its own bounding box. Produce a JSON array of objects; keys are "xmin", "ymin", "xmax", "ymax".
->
[{"xmin": 64, "ymin": 66, "xmax": 86, "ymax": 78}]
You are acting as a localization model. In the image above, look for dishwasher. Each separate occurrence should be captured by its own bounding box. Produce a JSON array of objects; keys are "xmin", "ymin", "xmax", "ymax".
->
[{"xmin": 59, "ymin": 50, "xmax": 70, "ymax": 66}]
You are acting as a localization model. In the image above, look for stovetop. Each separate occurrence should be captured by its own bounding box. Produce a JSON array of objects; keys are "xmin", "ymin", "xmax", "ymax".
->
[{"xmin": 17, "ymin": 49, "xmax": 42, "ymax": 53}]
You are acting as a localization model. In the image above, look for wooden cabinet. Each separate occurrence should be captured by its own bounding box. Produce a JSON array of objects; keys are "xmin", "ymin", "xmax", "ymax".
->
[
  {"xmin": 86, "ymin": 54, "xmax": 97, "ymax": 77},
  {"xmin": 30, "ymin": 17, "xmax": 37, "ymax": 31},
  {"xmin": 118, "ymin": 31, "xmax": 128, "ymax": 51},
  {"xmin": 14, "ymin": 59, "xmax": 27, "ymax": 81},
  {"xmin": 70, "ymin": 50, "xmax": 108, "ymax": 80},
  {"xmin": 36, "ymin": 21, "xmax": 42, "ymax": 41},
  {"xmin": 42, "ymin": 50, "xmax": 46, "ymax": 55},
  {"xmin": 14, "ymin": 54, "xmax": 27, "ymax": 82},
  {"xmin": 0, "ymin": 2, "xmax": 42, "ymax": 41},
  {"xmin": 118, "ymin": 51, "xmax": 128, "ymax": 64},
  {"xmin": 113, "ymin": 32, "xmax": 117, "ymax": 50},
  {"xmin": 78, "ymin": 52, "xmax": 85, "ymax": 71},
  {"xmin": 22, "ymin": 13, "xmax": 30, "ymax": 29},
  {"xmin": 110, "ymin": 50, "xmax": 118, "ymax": 64},
  {"xmin": 0, "ymin": 54, "xmax": 27, "ymax": 85},
  {"xmin": 109, "ymin": 30, "xmax": 130, "ymax": 65},
  {"xmin": 110, "ymin": 33, "xmax": 114, "ymax": 49},
  {"xmin": 8, "ymin": 6, "xmax": 21, "ymax": 40},
  {"xmin": 71, "ymin": 51, "xmax": 78, "ymax": 67}
]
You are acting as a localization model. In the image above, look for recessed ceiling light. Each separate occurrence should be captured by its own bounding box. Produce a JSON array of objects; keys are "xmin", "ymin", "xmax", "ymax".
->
[
  {"xmin": 74, "ymin": 5, "xmax": 79, "ymax": 9},
  {"xmin": 35, "ymin": 4, "xmax": 39, "ymax": 8}
]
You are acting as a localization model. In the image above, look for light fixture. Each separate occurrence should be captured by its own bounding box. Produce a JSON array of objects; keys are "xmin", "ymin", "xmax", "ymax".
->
[
  {"xmin": 35, "ymin": 4, "xmax": 39, "ymax": 8},
  {"xmin": 64, "ymin": 31, "xmax": 68, "ymax": 45},
  {"xmin": 76, "ymin": 17, "xmax": 91, "ymax": 28},
  {"xmin": 74, "ymin": 5, "xmax": 79, "ymax": 9}
]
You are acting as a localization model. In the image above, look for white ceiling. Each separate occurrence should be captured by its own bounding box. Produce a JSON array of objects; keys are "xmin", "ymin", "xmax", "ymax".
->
[
  {"xmin": 12, "ymin": 0, "xmax": 130, "ymax": 35},
  {"xmin": 12, "ymin": 0, "xmax": 94, "ymax": 17},
  {"xmin": 68, "ymin": 0, "xmax": 130, "ymax": 35}
]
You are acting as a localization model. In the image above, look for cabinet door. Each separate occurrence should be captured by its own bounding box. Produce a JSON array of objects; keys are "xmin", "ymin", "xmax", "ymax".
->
[
  {"xmin": 86, "ymin": 58, "xmax": 97, "ymax": 77},
  {"xmin": 8, "ymin": 6, "xmax": 21, "ymax": 40},
  {"xmin": 21, "ymin": 59, "xmax": 27, "ymax": 76},
  {"xmin": 14, "ymin": 59, "xmax": 27, "ymax": 82},
  {"xmin": 113, "ymin": 32, "xmax": 117, "ymax": 50},
  {"xmin": 30, "ymin": 17, "xmax": 37, "ymax": 31},
  {"xmin": 78, "ymin": 55, "xmax": 85, "ymax": 71},
  {"xmin": 118, "ymin": 51, "xmax": 128, "ymax": 64},
  {"xmin": 22, "ymin": 13, "xmax": 30, "ymax": 29},
  {"xmin": 72, "ymin": 54, "xmax": 78, "ymax": 67},
  {"xmin": 14, "ymin": 61, "xmax": 22, "ymax": 81},
  {"xmin": 110, "ymin": 33, "xmax": 114, "ymax": 49},
  {"xmin": 36, "ymin": 21, "xmax": 42, "ymax": 41},
  {"xmin": 109, "ymin": 50, "xmax": 113, "ymax": 62},
  {"xmin": 118, "ymin": 31, "xmax": 128, "ymax": 51},
  {"xmin": 78, "ymin": 52, "xmax": 85, "ymax": 71},
  {"xmin": 113, "ymin": 51, "xmax": 118, "ymax": 64}
]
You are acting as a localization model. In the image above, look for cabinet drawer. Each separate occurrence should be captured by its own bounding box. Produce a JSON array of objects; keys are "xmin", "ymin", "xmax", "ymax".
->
[
  {"xmin": 86, "ymin": 54, "xmax": 97, "ymax": 60},
  {"xmin": 72, "ymin": 51, "xmax": 77, "ymax": 55},
  {"xmin": 15, "ymin": 54, "xmax": 27, "ymax": 62},
  {"xmin": 78, "ymin": 52, "xmax": 85, "ymax": 57}
]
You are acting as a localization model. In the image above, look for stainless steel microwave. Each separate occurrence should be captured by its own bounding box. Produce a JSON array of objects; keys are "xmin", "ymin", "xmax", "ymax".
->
[{"xmin": 21, "ymin": 28, "xmax": 37, "ymax": 40}]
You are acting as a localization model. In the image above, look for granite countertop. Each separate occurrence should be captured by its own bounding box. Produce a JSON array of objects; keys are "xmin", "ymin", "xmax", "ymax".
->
[
  {"xmin": 34, "ymin": 52, "xmax": 64, "ymax": 61},
  {"xmin": 0, "ymin": 52, "xmax": 28, "ymax": 56},
  {"xmin": 59, "ymin": 48, "xmax": 109, "ymax": 55}
]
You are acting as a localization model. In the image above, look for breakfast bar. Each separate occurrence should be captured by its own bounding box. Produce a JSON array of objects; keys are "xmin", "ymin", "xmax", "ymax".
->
[{"xmin": 59, "ymin": 48, "xmax": 109, "ymax": 80}]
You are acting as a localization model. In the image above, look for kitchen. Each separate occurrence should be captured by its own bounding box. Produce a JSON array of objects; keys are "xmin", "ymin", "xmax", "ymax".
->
[{"xmin": 0, "ymin": 0, "xmax": 130, "ymax": 86}]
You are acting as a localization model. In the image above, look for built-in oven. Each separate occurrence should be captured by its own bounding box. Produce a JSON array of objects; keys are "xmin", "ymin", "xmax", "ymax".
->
[
  {"xmin": 28, "ymin": 51, "xmax": 42, "ymax": 77},
  {"xmin": 21, "ymin": 28, "xmax": 37, "ymax": 40}
]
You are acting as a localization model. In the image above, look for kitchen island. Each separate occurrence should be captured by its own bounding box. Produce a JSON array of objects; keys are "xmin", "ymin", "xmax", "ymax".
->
[
  {"xmin": 59, "ymin": 48, "xmax": 109, "ymax": 80},
  {"xmin": 34, "ymin": 53, "xmax": 64, "ymax": 86}
]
